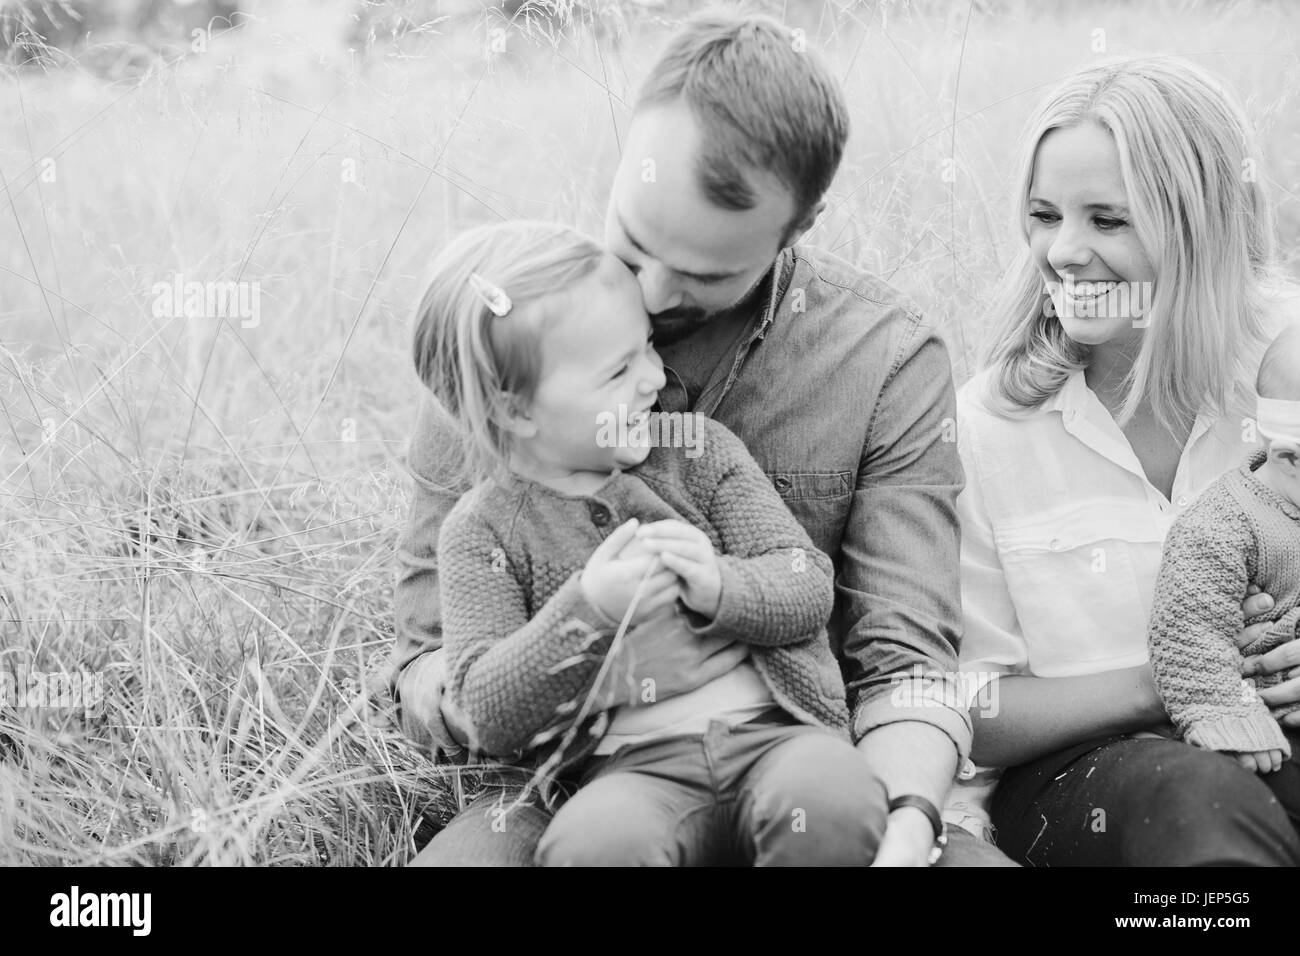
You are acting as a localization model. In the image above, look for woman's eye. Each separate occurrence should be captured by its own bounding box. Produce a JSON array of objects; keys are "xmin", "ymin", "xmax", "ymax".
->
[
  {"xmin": 1029, "ymin": 210, "xmax": 1059, "ymax": 224},
  {"xmin": 1094, "ymin": 217, "xmax": 1126, "ymax": 230}
]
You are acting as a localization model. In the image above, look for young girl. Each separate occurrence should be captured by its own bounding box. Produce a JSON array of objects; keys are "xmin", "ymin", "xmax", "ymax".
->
[{"xmin": 412, "ymin": 219, "xmax": 884, "ymax": 866}]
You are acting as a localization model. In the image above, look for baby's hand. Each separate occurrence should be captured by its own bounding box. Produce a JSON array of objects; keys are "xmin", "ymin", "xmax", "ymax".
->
[
  {"xmin": 633, "ymin": 519, "xmax": 722, "ymax": 620},
  {"xmin": 1230, "ymin": 749, "xmax": 1284, "ymax": 774}
]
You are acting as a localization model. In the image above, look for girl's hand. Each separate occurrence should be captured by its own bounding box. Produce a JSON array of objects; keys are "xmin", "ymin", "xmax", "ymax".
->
[
  {"xmin": 581, "ymin": 519, "xmax": 681, "ymax": 625},
  {"xmin": 633, "ymin": 519, "xmax": 722, "ymax": 619},
  {"xmin": 1231, "ymin": 749, "xmax": 1285, "ymax": 774}
]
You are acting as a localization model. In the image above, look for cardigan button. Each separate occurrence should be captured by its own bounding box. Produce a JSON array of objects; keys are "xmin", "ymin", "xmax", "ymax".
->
[{"xmin": 589, "ymin": 502, "xmax": 612, "ymax": 526}]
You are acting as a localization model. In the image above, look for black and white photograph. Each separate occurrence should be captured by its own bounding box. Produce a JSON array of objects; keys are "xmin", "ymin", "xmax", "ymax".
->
[{"xmin": 3, "ymin": 0, "xmax": 1300, "ymax": 918}]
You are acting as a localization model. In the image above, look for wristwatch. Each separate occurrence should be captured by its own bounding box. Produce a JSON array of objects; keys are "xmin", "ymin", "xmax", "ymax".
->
[{"xmin": 887, "ymin": 794, "xmax": 947, "ymax": 865}]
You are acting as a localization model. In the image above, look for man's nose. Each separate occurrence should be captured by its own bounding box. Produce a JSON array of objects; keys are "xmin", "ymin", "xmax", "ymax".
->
[
  {"xmin": 637, "ymin": 261, "xmax": 683, "ymax": 315},
  {"xmin": 1047, "ymin": 218, "xmax": 1094, "ymax": 278}
]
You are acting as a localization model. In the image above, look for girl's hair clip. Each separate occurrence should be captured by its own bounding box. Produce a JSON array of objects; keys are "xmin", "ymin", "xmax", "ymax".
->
[{"xmin": 468, "ymin": 272, "xmax": 512, "ymax": 317}]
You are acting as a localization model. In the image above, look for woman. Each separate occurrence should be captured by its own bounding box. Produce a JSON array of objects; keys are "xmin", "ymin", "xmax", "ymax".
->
[{"xmin": 950, "ymin": 57, "xmax": 1300, "ymax": 865}]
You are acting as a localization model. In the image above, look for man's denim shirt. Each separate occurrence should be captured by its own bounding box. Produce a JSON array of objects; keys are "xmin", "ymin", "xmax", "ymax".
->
[{"xmin": 391, "ymin": 243, "xmax": 973, "ymax": 760}]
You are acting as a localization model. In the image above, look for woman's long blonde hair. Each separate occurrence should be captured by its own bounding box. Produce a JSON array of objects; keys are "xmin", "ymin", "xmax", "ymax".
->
[
  {"xmin": 412, "ymin": 220, "xmax": 606, "ymax": 483},
  {"xmin": 985, "ymin": 57, "xmax": 1278, "ymax": 432}
]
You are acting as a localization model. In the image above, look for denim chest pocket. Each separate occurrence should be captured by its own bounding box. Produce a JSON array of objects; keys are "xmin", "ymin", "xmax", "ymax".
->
[
  {"xmin": 993, "ymin": 499, "xmax": 1165, "ymax": 674},
  {"xmin": 767, "ymin": 471, "xmax": 853, "ymax": 556}
]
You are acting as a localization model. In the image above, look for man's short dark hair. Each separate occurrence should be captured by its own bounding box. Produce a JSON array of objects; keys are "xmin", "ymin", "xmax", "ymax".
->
[{"xmin": 634, "ymin": 10, "xmax": 849, "ymax": 233}]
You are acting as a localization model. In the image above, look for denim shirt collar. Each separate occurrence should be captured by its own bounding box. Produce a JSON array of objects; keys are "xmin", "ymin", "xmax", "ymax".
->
[
  {"xmin": 689, "ymin": 247, "xmax": 795, "ymax": 419},
  {"xmin": 761, "ymin": 246, "xmax": 797, "ymax": 336}
]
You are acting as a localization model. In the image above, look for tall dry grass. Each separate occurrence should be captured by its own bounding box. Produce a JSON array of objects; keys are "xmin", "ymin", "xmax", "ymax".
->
[{"xmin": 1, "ymin": 0, "xmax": 1298, "ymax": 865}]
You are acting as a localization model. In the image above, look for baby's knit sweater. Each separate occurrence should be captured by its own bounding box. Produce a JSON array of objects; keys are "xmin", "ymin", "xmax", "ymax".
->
[
  {"xmin": 1148, "ymin": 449, "xmax": 1300, "ymax": 756},
  {"xmin": 437, "ymin": 416, "xmax": 848, "ymax": 779}
]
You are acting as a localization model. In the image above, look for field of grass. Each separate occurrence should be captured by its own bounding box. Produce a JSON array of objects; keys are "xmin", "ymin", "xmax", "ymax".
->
[{"xmin": 2, "ymin": 0, "xmax": 1299, "ymax": 865}]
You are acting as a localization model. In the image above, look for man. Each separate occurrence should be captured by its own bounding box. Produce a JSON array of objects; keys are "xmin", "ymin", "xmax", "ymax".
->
[{"xmin": 391, "ymin": 10, "xmax": 1015, "ymax": 866}]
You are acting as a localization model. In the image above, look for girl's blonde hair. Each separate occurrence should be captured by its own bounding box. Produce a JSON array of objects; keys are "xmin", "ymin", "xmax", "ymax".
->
[
  {"xmin": 412, "ymin": 220, "xmax": 606, "ymax": 482},
  {"xmin": 985, "ymin": 57, "xmax": 1278, "ymax": 432}
]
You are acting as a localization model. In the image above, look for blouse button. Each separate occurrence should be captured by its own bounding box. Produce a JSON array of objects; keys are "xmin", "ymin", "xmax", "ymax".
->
[
  {"xmin": 1049, "ymin": 537, "xmax": 1063, "ymax": 551},
  {"xmin": 589, "ymin": 502, "xmax": 612, "ymax": 527},
  {"xmin": 1176, "ymin": 495, "xmax": 1188, "ymax": 508}
]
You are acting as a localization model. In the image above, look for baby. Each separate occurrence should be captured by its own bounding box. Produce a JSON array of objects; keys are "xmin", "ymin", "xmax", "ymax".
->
[
  {"xmin": 414, "ymin": 219, "xmax": 885, "ymax": 865},
  {"xmin": 1148, "ymin": 324, "xmax": 1300, "ymax": 827}
]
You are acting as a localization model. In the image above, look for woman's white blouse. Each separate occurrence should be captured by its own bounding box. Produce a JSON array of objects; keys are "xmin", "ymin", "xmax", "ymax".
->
[{"xmin": 945, "ymin": 366, "xmax": 1263, "ymax": 838}]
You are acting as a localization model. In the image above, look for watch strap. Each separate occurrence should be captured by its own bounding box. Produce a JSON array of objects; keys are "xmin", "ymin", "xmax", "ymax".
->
[{"xmin": 887, "ymin": 794, "xmax": 944, "ymax": 842}]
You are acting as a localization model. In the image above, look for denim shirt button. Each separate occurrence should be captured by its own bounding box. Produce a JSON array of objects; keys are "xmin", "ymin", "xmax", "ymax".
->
[
  {"xmin": 589, "ymin": 502, "xmax": 612, "ymax": 527},
  {"xmin": 773, "ymin": 476, "xmax": 792, "ymax": 494}
]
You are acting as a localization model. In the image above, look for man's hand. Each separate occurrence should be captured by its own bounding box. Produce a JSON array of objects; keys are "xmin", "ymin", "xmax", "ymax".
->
[
  {"xmin": 632, "ymin": 519, "xmax": 722, "ymax": 619},
  {"xmin": 1237, "ymin": 586, "xmax": 1300, "ymax": 729},
  {"xmin": 397, "ymin": 650, "xmax": 475, "ymax": 752},
  {"xmin": 860, "ymin": 721, "xmax": 958, "ymax": 867},
  {"xmin": 581, "ymin": 518, "xmax": 681, "ymax": 625},
  {"xmin": 873, "ymin": 806, "xmax": 938, "ymax": 867},
  {"xmin": 1230, "ymin": 749, "xmax": 1285, "ymax": 774}
]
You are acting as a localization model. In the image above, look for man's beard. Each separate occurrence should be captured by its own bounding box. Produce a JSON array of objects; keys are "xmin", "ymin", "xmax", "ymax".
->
[
  {"xmin": 648, "ymin": 306, "xmax": 712, "ymax": 346},
  {"xmin": 648, "ymin": 268, "xmax": 772, "ymax": 347}
]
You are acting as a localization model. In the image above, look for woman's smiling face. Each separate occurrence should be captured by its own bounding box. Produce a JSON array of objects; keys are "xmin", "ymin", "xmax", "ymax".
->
[{"xmin": 1026, "ymin": 120, "xmax": 1157, "ymax": 348}]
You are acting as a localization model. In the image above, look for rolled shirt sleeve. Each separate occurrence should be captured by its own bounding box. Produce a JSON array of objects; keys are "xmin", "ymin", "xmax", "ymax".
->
[{"xmin": 842, "ymin": 312, "xmax": 973, "ymax": 760}]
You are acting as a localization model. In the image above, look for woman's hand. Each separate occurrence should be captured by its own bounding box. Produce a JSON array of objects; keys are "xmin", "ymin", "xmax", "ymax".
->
[
  {"xmin": 580, "ymin": 518, "xmax": 681, "ymax": 625},
  {"xmin": 1237, "ymin": 585, "xmax": 1300, "ymax": 729},
  {"xmin": 631, "ymin": 519, "xmax": 722, "ymax": 619}
]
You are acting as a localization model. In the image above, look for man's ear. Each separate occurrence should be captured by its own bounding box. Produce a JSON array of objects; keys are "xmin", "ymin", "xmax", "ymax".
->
[
  {"xmin": 496, "ymin": 392, "xmax": 537, "ymax": 440},
  {"xmin": 781, "ymin": 197, "xmax": 827, "ymax": 249}
]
